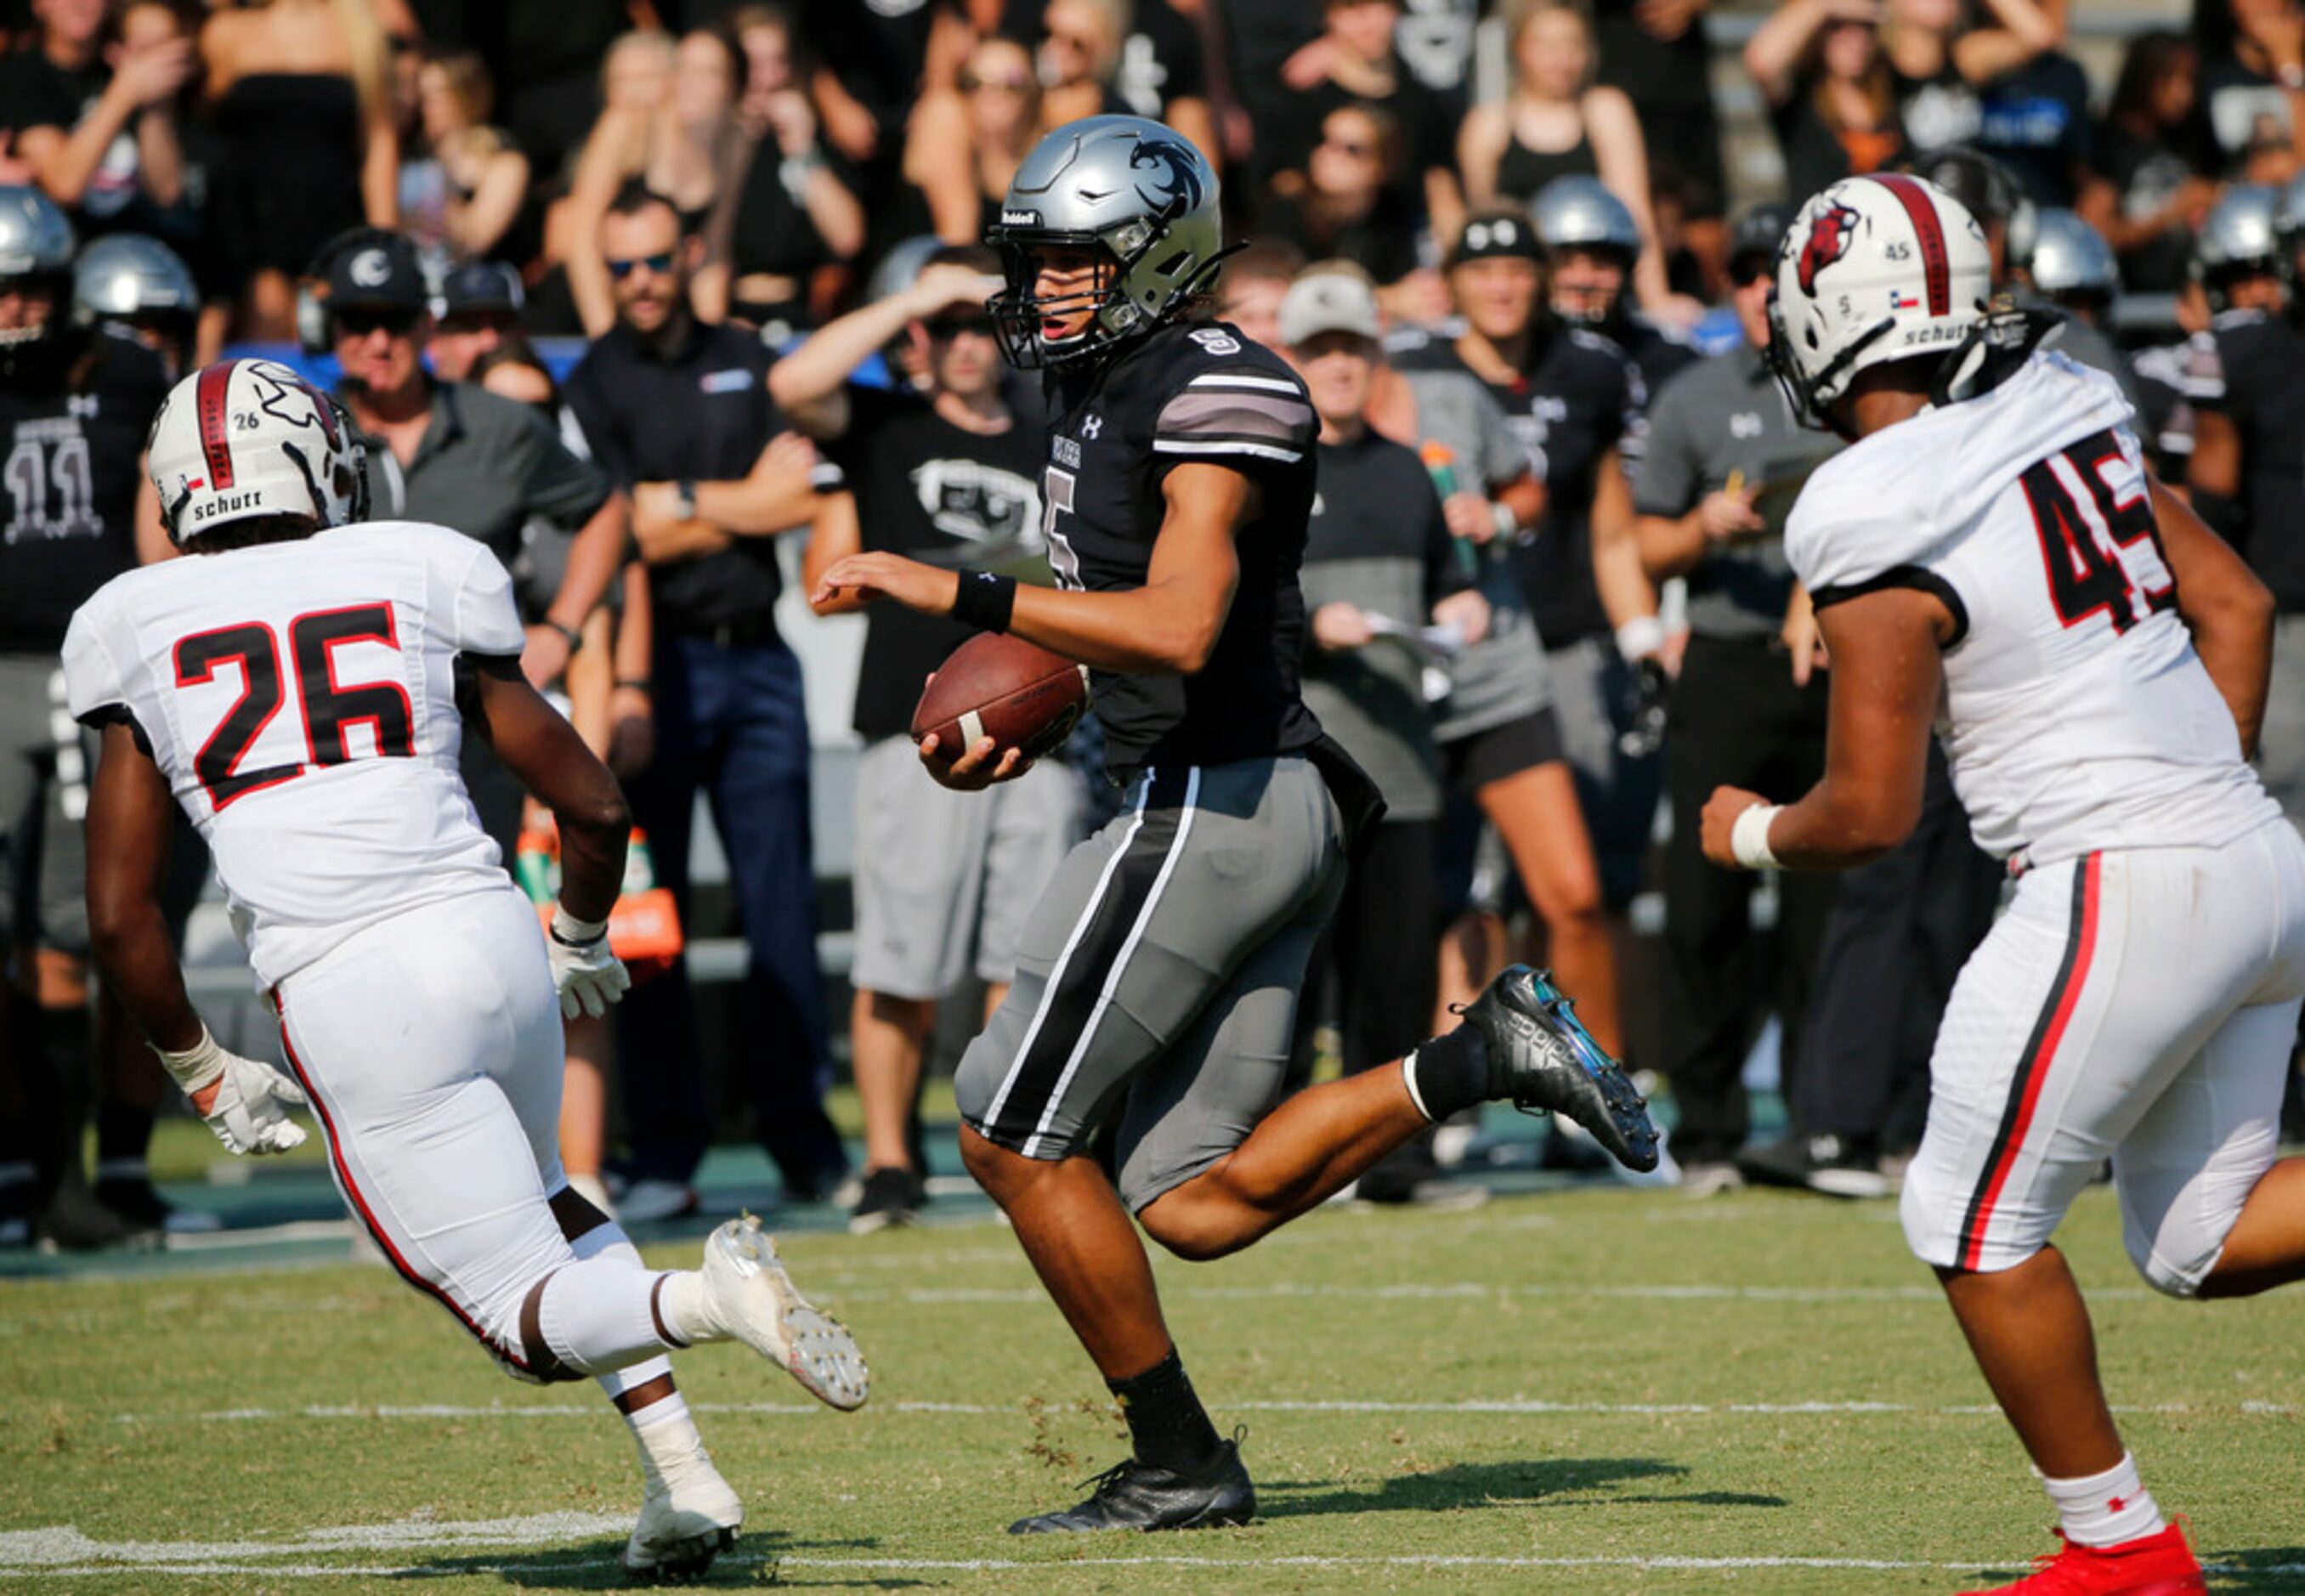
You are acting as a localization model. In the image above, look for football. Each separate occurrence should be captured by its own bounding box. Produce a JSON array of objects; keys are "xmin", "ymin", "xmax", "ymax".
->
[{"xmin": 911, "ymin": 632, "xmax": 1090, "ymax": 767}]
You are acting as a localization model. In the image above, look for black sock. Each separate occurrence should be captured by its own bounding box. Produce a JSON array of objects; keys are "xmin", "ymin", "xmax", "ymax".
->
[
  {"xmin": 95, "ymin": 1106, "xmax": 156, "ymax": 1180},
  {"xmin": 1403, "ymin": 1025, "xmax": 1489, "ymax": 1123},
  {"xmin": 1107, "ymin": 1349, "xmax": 1223, "ymax": 1474}
]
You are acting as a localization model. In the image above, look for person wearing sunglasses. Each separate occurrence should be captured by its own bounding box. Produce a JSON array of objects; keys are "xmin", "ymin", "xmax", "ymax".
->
[
  {"xmin": 326, "ymin": 230, "xmax": 627, "ymax": 863},
  {"xmin": 770, "ymin": 244, "xmax": 1085, "ymax": 1236},
  {"xmin": 560, "ymin": 183, "xmax": 850, "ymax": 1225}
]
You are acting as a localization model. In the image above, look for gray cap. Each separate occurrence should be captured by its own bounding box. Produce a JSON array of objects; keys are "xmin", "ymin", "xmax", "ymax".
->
[{"xmin": 1278, "ymin": 270, "xmax": 1380, "ymax": 347}]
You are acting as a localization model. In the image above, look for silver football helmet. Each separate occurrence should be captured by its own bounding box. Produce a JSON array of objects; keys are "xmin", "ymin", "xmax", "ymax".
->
[
  {"xmin": 0, "ymin": 185, "xmax": 76, "ymax": 379},
  {"xmin": 2195, "ymin": 184, "xmax": 2285, "ymax": 308},
  {"xmin": 2019, "ymin": 209, "xmax": 2116, "ymax": 303},
  {"xmin": 73, "ymin": 234, "xmax": 201, "ymax": 329},
  {"xmin": 1531, "ymin": 175, "xmax": 1641, "ymax": 259},
  {"xmin": 986, "ymin": 115, "xmax": 1224, "ymax": 369}
]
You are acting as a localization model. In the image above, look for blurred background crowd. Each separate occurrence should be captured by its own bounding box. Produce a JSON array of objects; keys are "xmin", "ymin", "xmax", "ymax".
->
[{"xmin": 7, "ymin": 0, "xmax": 2304, "ymax": 1251}]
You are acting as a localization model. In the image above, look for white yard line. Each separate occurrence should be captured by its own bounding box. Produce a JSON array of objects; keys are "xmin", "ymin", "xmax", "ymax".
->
[{"xmin": 110, "ymin": 1396, "xmax": 2284, "ymax": 1425}]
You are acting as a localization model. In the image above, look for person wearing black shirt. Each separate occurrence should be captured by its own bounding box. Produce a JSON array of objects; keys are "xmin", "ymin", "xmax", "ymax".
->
[
  {"xmin": 1633, "ymin": 209, "xmax": 1844, "ymax": 1195},
  {"xmin": 562, "ymin": 184, "xmax": 848, "ymax": 1218},
  {"xmin": 0, "ymin": 0, "xmax": 192, "ymax": 239},
  {"xmin": 773, "ymin": 246, "xmax": 1082, "ymax": 1235},
  {"xmin": 1394, "ymin": 207, "xmax": 1664, "ymax": 912},
  {"xmin": 2192, "ymin": 196, "xmax": 2305, "ymax": 828},
  {"xmin": 1280, "ymin": 269, "xmax": 1490, "ymax": 1205},
  {"xmin": 0, "ymin": 186, "xmax": 174, "ymax": 1248},
  {"xmin": 811, "ymin": 116, "xmax": 1655, "ymax": 1535}
]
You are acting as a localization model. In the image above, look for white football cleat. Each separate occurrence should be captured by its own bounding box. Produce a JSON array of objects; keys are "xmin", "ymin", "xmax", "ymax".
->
[
  {"xmin": 697, "ymin": 1215, "xmax": 869, "ymax": 1411},
  {"xmin": 622, "ymin": 1430, "xmax": 743, "ymax": 1582}
]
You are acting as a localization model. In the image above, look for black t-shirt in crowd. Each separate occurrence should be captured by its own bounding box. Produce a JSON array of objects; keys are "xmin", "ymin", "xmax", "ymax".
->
[
  {"xmin": 1039, "ymin": 320, "xmax": 1322, "ymax": 776},
  {"xmin": 1259, "ymin": 188, "xmax": 1424, "ymax": 286},
  {"xmin": 563, "ymin": 319, "xmax": 796, "ymax": 635},
  {"xmin": 0, "ymin": 48, "xmax": 153, "ymax": 232},
  {"xmin": 1394, "ymin": 324, "xmax": 1634, "ymax": 648},
  {"xmin": 2096, "ymin": 120, "xmax": 2200, "ymax": 292},
  {"xmin": 827, "ymin": 382, "xmax": 1046, "ymax": 741},
  {"xmin": 2196, "ymin": 55, "xmax": 2292, "ymax": 178},
  {"xmin": 1974, "ymin": 50, "xmax": 2094, "ymax": 207},
  {"xmin": 1260, "ymin": 62, "xmax": 1459, "ymax": 212},
  {"xmin": 0, "ymin": 332, "xmax": 169, "ymax": 654},
  {"xmin": 2202, "ymin": 308, "xmax": 2305, "ymax": 610}
]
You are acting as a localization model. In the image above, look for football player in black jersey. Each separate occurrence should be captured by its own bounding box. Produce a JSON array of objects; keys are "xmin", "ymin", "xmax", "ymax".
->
[
  {"xmin": 2189, "ymin": 181, "xmax": 2305, "ymax": 829},
  {"xmin": 813, "ymin": 115, "xmax": 1659, "ymax": 1535},
  {"xmin": 1530, "ymin": 175, "xmax": 1701, "ymax": 412},
  {"xmin": 0, "ymin": 187, "xmax": 178, "ymax": 1248}
]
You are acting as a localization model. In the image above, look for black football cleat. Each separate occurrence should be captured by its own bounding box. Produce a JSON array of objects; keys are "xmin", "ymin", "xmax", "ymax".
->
[
  {"xmin": 1008, "ymin": 1440, "xmax": 1255, "ymax": 1534},
  {"xmin": 1454, "ymin": 965, "xmax": 1660, "ymax": 1173}
]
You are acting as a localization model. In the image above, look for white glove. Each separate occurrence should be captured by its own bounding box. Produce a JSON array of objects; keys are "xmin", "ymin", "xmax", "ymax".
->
[
  {"xmin": 154, "ymin": 1026, "xmax": 309, "ymax": 1157},
  {"xmin": 548, "ymin": 905, "xmax": 631, "ymax": 1019}
]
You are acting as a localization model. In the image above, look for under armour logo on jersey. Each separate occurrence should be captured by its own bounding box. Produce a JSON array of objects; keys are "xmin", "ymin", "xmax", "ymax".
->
[
  {"xmin": 67, "ymin": 394, "xmax": 98, "ymax": 419},
  {"xmin": 1080, "ymin": 414, "xmax": 1103, "ymax": 439},
  {"xmin": 1729, "ymin": 411, "xmax": 1763, "ymax": 439}
]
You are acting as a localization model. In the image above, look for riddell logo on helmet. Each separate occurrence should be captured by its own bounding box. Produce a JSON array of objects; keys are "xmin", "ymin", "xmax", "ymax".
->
[
  {"xmin": 1002, "ymin": 209, "xmax": 1041, "ymax": 228},
  {"xmin": 1797, "ymin": 202, "xmax": 1863, "ymax": 296}
]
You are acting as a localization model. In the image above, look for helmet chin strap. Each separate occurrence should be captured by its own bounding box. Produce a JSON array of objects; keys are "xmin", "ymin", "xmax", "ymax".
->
[{"xmin": 1927, "ymin": 301, "xmax": 2058, "ymax": 408}]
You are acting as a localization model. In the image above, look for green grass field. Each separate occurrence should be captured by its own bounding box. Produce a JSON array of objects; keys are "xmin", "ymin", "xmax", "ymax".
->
[{"xmin": 4, "ymin": 1174, "xmax": 2304, "ymax": 1593}]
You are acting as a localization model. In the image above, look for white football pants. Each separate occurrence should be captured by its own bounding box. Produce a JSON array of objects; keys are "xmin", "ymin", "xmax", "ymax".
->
[
  {"xmin": 275, "ymin": 886, "xmax": 677, "ymax": 1376},
  {"xmin": 1903, "ymin": 819, "xmax": 2305, "ymax": 1293}
]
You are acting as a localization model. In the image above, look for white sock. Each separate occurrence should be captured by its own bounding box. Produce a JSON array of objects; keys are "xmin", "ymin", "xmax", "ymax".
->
[
  {"xmin": 2042, "ymin": 1452, "xmax": 2166, "ymax": 1548},
  {"xmin": 535, "ymin": 1257, "xmax": 678, "ymax": 1375},
  {"xmin": 567, "ymin": 1223, "xmax": 682, "ymax": 1393},
  {"xmin": 659, "ymin": 1271, "xmax": 718, "ymax": 1345}
]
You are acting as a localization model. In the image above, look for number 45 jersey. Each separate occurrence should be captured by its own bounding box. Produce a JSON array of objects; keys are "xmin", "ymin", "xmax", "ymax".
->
[
  {"xmin": 63, "ymin": 520, "xmax": 525, "ymax": 988},
  {"xmin": 1788, "ymin": 350, "xmax": 2280, "ymax": 869}
]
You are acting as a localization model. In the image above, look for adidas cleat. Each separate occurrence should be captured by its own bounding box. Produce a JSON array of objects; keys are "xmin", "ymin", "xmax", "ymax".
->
[
  {"xmin": 698, "ymin": 1215, "xmax": 869, "ymax": 1410},
  {"xmin": 1008, "ymin": 1439, "xmax": 1255, "ymax": 1534},
  {"xmin": 621, "ymin": 1437, "xmax": 743, "ymax": 1583},
  {"xmin": 1454, "ymin": 965, "xmax": 1660, "ymax": 1173}
]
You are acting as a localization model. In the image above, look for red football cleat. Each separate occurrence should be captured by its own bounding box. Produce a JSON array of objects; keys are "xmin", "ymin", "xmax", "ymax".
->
[{"xmin": 1958, "ymin": 1523, "xmax": 2206, "ymax": 1595}]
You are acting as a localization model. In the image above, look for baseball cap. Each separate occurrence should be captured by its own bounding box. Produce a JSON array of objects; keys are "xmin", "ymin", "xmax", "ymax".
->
[
  {"xmin": 439, "ymin": 259, "xmax": 524, "ymax": 320},
  {"xmin": 1447, "ymin": 207, "xmax": 1543, "ymax": 270},
  {"xmin": 326, "ymin": 234, "xmax": 428, "ymax": 314},
  {"xmin": 1278, "ymin": 269, "xmax": 1381, "ymax": 347},
  {"xmin": 1728, "ymin": 202, "xmax": 1792, "ymax": 280}
]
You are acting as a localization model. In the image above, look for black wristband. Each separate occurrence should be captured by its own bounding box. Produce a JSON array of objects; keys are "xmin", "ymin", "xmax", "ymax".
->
[
  {"xmin": 545, "ymin": 618, "xmax": 583, "ymax": 651},
  {"xmin": 614, "ymin": 677, "xmax": 652, "ymax": 693},
  {"xmin": 951, "ymin": 569, "xmax": 1017, "ymax": 633}
]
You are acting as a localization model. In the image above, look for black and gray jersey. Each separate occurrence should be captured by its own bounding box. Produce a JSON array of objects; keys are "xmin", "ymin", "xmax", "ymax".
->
[
  {"xmin": 0, "ymin": 331, "xmax": 168, "ymax": 655},
  {"xmin": 1040, "ymin": 319, "xmax": 1323, "ymax": 776},
  {"xmin": 2203, "ymin": 307, "xmax": 2305, "ymax": 609}
]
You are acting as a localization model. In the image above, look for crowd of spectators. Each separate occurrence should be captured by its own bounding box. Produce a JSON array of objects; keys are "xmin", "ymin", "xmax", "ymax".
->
[{"xmin": 8, "ymin": 0, "xmax": 2305, "ymax": 1246}]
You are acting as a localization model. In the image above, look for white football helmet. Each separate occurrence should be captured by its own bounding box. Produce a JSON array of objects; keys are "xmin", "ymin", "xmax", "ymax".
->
[
  {"xmin": 148, "ymin": 358, "xmax": 367, "ymax": 546},
  {"xmin": 1767, "ymin": 174, "xmax": 1993, "ymax": 429}
]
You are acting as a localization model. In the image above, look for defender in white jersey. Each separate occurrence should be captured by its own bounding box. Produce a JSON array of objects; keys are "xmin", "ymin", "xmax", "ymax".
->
[
  {"xmin": 65, "ymin": 359, "xmax": 869, "ymax": 1580},
  {"xmin": 1702, "ymin": 177, "xmax": 2305, "ymax": 1595}
]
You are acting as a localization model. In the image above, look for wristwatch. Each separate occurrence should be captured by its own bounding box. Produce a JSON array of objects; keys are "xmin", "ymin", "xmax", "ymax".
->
[{"xmin": 671, "ymin": 478, "xmax": 699, "ymax": 520}]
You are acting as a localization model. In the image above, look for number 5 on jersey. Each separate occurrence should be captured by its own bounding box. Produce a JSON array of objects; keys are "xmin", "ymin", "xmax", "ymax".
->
[{"xmin": 174, "ymin": 602, "xmax": 416, "ymax": 809}]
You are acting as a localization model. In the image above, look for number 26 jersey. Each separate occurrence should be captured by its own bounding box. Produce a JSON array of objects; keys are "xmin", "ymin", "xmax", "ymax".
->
[
  {"xmin": 62, "ymin": 520, "xmax": 526, "ymax": 987},
  {"xmin": 1788, "ymin": 351, "xmax": 2280, "ymax": 868}
]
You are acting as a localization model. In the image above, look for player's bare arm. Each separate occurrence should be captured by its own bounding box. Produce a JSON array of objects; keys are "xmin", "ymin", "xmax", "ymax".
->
[
  {"xmin": 84, "ymin": 718, "xmax": 308, "ymax": 1152},
  {"xmin": 2151, "ymin": 477, "xmax": 2276, "ymax": 756},
  {"xmin": 85, "ymin": 720, "xmax": 201, "ymax": 1055},
  {"xmin": 812, "ymin": 461, "xmax": 1249, "ymax": 676},
  {"xmin": 462, "ymin": 661, "xmax": 631, "ymax": 922},
  {"xmin": 1701, "ymin": 584, "xmax": 1950, "ymax": 871}
]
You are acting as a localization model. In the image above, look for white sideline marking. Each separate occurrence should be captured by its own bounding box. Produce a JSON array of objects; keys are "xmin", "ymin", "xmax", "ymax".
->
[
  {"xmin": 0, "ymin": 1513, "xmax": 629, "ymax": 1566},
  {"xmin": 116, "ymin": 1396, "xmax": 2285, "ymax": 1425},
  {"xmin": 7, "ymin": 1532, "xmax": 2304, "ymax": 1582}
]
